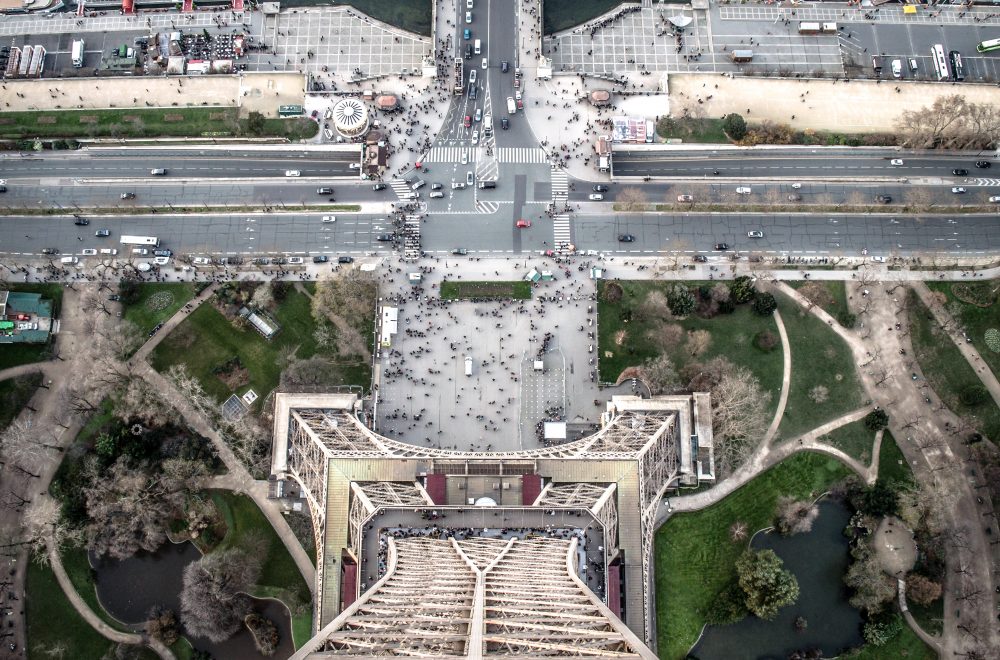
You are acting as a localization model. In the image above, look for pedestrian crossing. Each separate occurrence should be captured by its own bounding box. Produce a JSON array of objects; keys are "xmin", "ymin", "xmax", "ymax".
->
[
  {"xmin": 552, "ymin": 214, "xmax": 572, "ymax": 249},
  {"xmin": 389, "ymin": 179, "xmax": 414, "ymax": 200},
  {"xmin": 496, "ymin": 147, "xmax": 550, "ymax": 164},
  {"xmin": 402, "ymin": 215, "xmax": 422, "ymax": 260},
  {"xmin": 973, "ymin": 178, "xmax": 1000, "ymax": 187},
  {"xmin": 422, "ymin": 146, "xmax": 474, "ymax": 163},
  {"xmin": 551, "ymin": 167, "xmax": 569, "ymax": 202}
]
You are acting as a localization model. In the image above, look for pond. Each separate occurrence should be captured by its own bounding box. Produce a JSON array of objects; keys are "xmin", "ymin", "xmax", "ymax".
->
[
  {"xmin": 91, "ymin": 542, "xmax": 296, "ymax": 659},
  {"xmin": 690, "ymin": 499, "xmax": 863, "ymax": 660}
]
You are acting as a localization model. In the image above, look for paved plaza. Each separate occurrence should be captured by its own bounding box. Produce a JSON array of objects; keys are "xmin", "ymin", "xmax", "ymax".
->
[{"xmin": 374, "ymin": 262, "xmax": 614, "ymax": 453}]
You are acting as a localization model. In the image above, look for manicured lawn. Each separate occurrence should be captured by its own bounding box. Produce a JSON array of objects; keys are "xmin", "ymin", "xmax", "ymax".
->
[
  {"xmin": 26, "ymin": 559, "xmax": 115, "ymax": 659},
  {"xmin": 655, "ymin": 452, "xmax": 852, "ymax": 659},
  {"xmin": 439, "ymin": 280, "xmax": 532, "ymax": 300},
  {"xmin": 926, "ymin": 280, "xmax": 1000, "ymax": 390},
  {"xmin": 151, "ymin": 289, "xmax": 370, "ymax": 405},
  {"xmin": 843, "ymin": 623, "xmax": 935, "ymax": 660},
  {"xmin": 0, "ymin": 372, "xmax": 42, "ymax": 428},
  {"xmin": 0, "ymin": 107, "xmax": 317, "ymax": 140},
  {"xmin": 123, "ymin": 283, "xmax": 196, "ymax": 337},
  {"xmin": 655, "ymin": 116, "xmax": 730, "ymax": 144},
  {"xmin": 788, "ymin": 280, "xmax": 850, "ymax": 320},
  {"xmin": 597, "ymin": 280, "xmax": 782, "ymax": 417},
  {"xmin": 544, "ymin": 0, "xmax": 645, "ymax": 34},
  {"xmin": 209, "ymin": 490, "xmax": 313, "ymax": 611},
  {"xmin": 776, "ymin": 292, "xmax": 864, "ymax": 439},
  {"xmin": 820, "ymin": 419, "xmax": 877, "ymax": 463},
  {"xmin": 907, "ymin": 289, "xmax": 1000, "ymax": 442},
  {"xmin": 877, "ymin": 430, "xmax": 914, "ymax": 488},
  {"xmin": 0, "ymin": 283, "xmax": 63, "ymax": 370},
  {"xmin": 338, "ymin": 0, "xmax": 432, "ymax": 35}
]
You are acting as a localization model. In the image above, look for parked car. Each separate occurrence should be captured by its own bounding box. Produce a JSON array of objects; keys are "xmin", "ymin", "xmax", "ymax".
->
[
  {"xmin": 41, "ymin": 248, "xmax": 59, "ymax": 255},
  {"xmin": 322, "ymin": 215, "xmax": 336, "ymax": 223},
  {"xmin": 376, "ymin": 234, "xmax": 393, "ymax": 241},
  {"xmin": 287, "ymin": 257, "xmax": 304, "ymax": 264},
  {"xmin": 617, "ymin": 234, "xmax": 634, "ymax": 242},
  {"xmin": 153, "ymin": 249, "xmax": 173, "ymax": 257},
  {"xmin": 736, "ymin": 187, "xmax": 752, "ymax": 195},
  {"xmin": 312, "ymin": 255, "xmax": 329, "ymax": 263},
  {"xmin": 317, "ymin": 187, "xmax": 333, "ymax": 194},
  {"xmin": 452, "ymin": 248, "xmax": 468, "ymax": 255},
  {"xmin": 588, "ymin": 193, "xmax": 604, "ymax": 201},
  {"xmin": 285, "ymin": 170, "xmax": 300, "ymax": 177},
  {"xmin": 693, "ymin": 255, "xmax": 708, "ymax": 263},
  {"xmin": 989, "ymin": 196, "xmax": 1000, "ymax": 203},
  {"xmin": 81, "ymin": 249, "xmax": 97, "ymax": 256},
  {"xmin": 747, "ymin": 230, "xmax": 764, "ymax": 239},
  {"xmin": 120, "ymin": 192, "xmax": 136, "ymax": 199},
  {"xmin": 337, "ymin": 256, "xmax": 354, "ymax": 264},
  {"xmin": 787, "ymin": 193, "xmax": 802, "ymax": 202}
]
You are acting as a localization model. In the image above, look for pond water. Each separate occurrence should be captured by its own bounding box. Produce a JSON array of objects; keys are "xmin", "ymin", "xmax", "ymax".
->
[
  {"xmin": 690, "ymin": 499, "xmax": 864, "ymax": 660},
  {"xmin": 92, "ymin": 542, "xmax": 296, "ymax": 659}
]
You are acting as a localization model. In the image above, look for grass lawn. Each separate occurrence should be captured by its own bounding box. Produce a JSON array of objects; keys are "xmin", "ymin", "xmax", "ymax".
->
[
  {"xmin": 907, "ymin": 289, "xmax": 1000, "ymax": 442},
  {"xmin": 209, "ymin": 489, "xmax": 313, "ymax": 643},
  {"xmin": 655, "ymin": 452, "xmax": 852, "ymax": 659},
  {"xmin": 0, "ymin": 283, "xmax": 64, "ymax": 370},
  {"xmin": 0, "ymin": 372, "xmax": 42, "ymax": 428},
  {"xmin": 0, "ymin": 107, "xmax": 317, "ymax": 140},
  {"xmin": 877, "ymin": 430, "xmax": 914, "ymax": 488},
  {"xmin": 776, "ymin": 292, "xmax": 864, "ymax": 439},
  {"xmin": 655, "ymin": 116, "xmax": 730, "ymax": 144},
  {"xmin": 788, "ymin": 280, "xmax": 851, "ymax": 320},
  {"xmin": 123, "ymin": 283, "xmax": 196, "ymax": 337},
  {"xmin": 544, "ymin": 0, "xmax": 647, "ymax": 34},
  {"xmin": 597, "ymin": 280, "xmax": 783, "ymax": 417},
  {"xmin": 439, "ymin": 280, "xmax": 532, "ymax": 300},
  {"xmin": 926, "ymin": 280, "xmax": 1000, "ymax": 390},
  {"xmin": 151, "ymin": 288, "xmax": 370, "ymax": 405},
  {"xmin": 843, "ymin": 623, "xmax": 935, "ymax": 660},
  {"xmin": 26, "ymin": 559, "xmax": 115, "ymax": 659},
  {"xmin": 819, "ymin": 419, "xmax": 877, "ymax": 464}
]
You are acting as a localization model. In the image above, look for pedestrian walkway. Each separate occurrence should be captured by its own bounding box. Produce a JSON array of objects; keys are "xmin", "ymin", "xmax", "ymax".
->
[
  {"xmin": 496, "ymin": 147, "xmax": 549, "ymax": 164},
  {"xmin": 719, "ymin": 5, "xmax": 999, "ymax": 26},
  {"xmin": 551, "ymin": 167, "xmax": 569, "ymax": 204},
  {"xmin": 552, "ymin": 214, "xmax": 572, "ymax": 250},
  {"xmin": 762, "ymin": 307, "xmax": 791, "ymax": 446},
  {"xmin": 422, "ymin": 146, "xmax": 474, "ymax": 163},
  {"xmin": 401, "ymin": 214, "xmax": 422, "ymax": 260},
  {"xmin": 389, "ymin": 179, "xmax": 415, "ymax": 201}
]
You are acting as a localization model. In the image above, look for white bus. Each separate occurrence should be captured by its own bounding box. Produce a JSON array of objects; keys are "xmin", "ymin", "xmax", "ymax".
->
[
  {"xmin": 119, "ymin": 235, "xmax": 160, "ymax": 247},
  {"xmin": 931, "ymin": 44, "xmax": 949, "ymax": 81}
]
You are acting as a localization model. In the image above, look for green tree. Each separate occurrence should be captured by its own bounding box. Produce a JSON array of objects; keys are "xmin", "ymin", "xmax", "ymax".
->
[
  {"xmin": 863, "ymin": 613, "xmax": 902, "ymax": 646},
  {"xmin": 736, "ymin": 549, "xmax": 800, "ymax": 620},
  {"xmin": 705, "ymin": 581, "xmax": 749, "ymax": 625},
  {"xmin": 246, "ymin": 111, "xmax": 266, "ymax": 136},
  {"xmin": 730, "ymin": 275, "xmax": 756, "ymax": 304},
  {"xmin": 723, "ymin": 113, "xmax": 748, "ymax": 141},
  {"xmin": 666, "ymin": 283, "xmax": 696, "ymax": 316},
  {"xmin": 861, "ymin": 480, "xmax": 898, "ymax": 517},
  {"xmin": 960, "ymin": 384, "xmax": 989, "ymax": 406},
  {"xmin": 863, "ymin": 408, "xmax": 889, "ymax": 431},
  {"xmin": 752, "ymin": 292, "xmax": 778, "ymax": 316}
]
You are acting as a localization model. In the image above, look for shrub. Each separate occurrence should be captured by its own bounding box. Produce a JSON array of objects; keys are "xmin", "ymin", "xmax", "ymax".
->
[
  {"xmin": 837, "ymin": 311, "xmax": 857, "ymax": 329},
  {"xmin": 754, "ymin": 330, "xmax": 779, "ymax": 352},
  {"xmin": 753, "ymin": 292, "xmax": 778, "ymax": 316},
  {"xmin": 860, "ymin": 480, "xmax": 899, "ymax": 517},
  {"xmin": 603, "ymin": 281, "xmax": 624, "ymax": 304},
  {"xmin": 705, "ymin": 581, "xmax": 749, "ymax": 625},
  {"xmin": 775, "ymin": 496, "xmax": 820, "ymax": 535},
  {"xmin": 666, "ymin": 283, "xmax": 696, "ymax": 317},
  {"xmin": 906, "ymin": 574, "xmax": 942, "ymax": 606},
  {"xmin": 959, "ymin": 384, "xmax": 989, "ymax": 406},
  {"xmin": 723, "ymin": 113, "xmax": 747, "ymax": 141},
  {"xmin": 863, "ymin": 613, "xmax": 902, "ymax": 647},
  {"xmin": 864, "ymin": 409, "xmax": 889, "ymax": 431},
  {"xmin": 731, "ymin": 276, "xmax": 756, "ymax": 304}
]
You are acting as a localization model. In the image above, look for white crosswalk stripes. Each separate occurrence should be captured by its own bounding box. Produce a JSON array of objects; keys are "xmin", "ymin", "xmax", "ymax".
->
[
  {"xmin": 552, "ymin": 214, "xmax": 572, "ymax": 249},
  {"xmin": 973, "ymin": 178, "xmax": 1000, "ymax": 187},
  {"xmin": 389, "ymin": 179, "xmax": 413, "ymax": 200},
  {"xmin": 423, "ymin": 147, "xmax": 474, "ymax": 163},
  {"xmin": 496, "ymin": 147, "xmax": 549, "ymax": 164},
  {"xmin": 402, "ymin": 215, "xmax": 422, "ymax": 260},
  {"xmin": 551, "ymin": 167, "xmax": 569, "ymax": 202}
]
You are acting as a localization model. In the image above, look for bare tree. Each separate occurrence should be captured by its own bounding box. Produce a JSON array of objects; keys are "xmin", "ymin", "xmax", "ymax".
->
[
  {"xmin": 898, "ymin": 95, "xmax": 1000, "ymax": 150},
  {"xmin": 180, "ymin": 541, "xmax": 265, "ymax": 642},
  {"xmin": 640, "ymin": 354, "xmax": 680, "ymax": 395},
  {"xmin": 616, "ymin": 187, "xmax": 648, "ymax": 212},
  {"xmin": 0, "ymin": 417, "xmax": 60, "ymax": 480},
  {"xmin": 311, "ymin": 272, "xmax": 378, "ymax": 361},
  {"xmin": 775, "ymin": 496, "xmax": 819, "ymax": 535}
]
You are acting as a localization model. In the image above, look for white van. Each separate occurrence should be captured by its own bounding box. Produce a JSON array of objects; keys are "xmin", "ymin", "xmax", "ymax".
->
[
  {"xmin": 192, "ymin": 257, "xmax": 212, "ymax": 265},
  {"xmin": 60, "ymin": 256, "xmax": 79, "ymax": 265},
  {"xmin": 464, "ymin": 356, "xmax": 473, "ymax": 376},
  {"xmin": 474, "ymin": 39, "xmax": 481, "ymax": 55}
]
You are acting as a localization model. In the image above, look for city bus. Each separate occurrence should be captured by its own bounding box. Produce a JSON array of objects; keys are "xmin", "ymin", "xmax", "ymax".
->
[
  {"xmin": 278, "ymin": 104, "xmax": 304, "ymax": 117},
  {"xmin": 119, "ymin": 235, "xmax": 160, "ymax": 247},
  {"xmin": 976, "ymin": 38, "xmax": 1000, "ymax": 53},
  {"xmin": 931, "ymin": 44, "xmax": 949, "ymax": 81},
  {"xmin": 948, "ymin": 50, "xmax": 965, "ymax": 81}
]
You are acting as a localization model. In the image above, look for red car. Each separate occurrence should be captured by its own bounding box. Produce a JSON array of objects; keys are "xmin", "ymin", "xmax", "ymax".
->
[
  {"xmin": 516, "ymin": 99, "xmax": 524, "ymax": 110},
  {"xmin": 464, "ymin": 115, "xmax": 472, "ymax": 128},
  {"xmin": 516, "ymin": 219, "xmax": 531, "ymax": 228}
]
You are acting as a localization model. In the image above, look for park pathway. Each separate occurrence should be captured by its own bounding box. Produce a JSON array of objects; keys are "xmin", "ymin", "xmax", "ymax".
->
[{"xmin": 762, "ymin": 308, "xmax": 791, "ymax": 446}]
